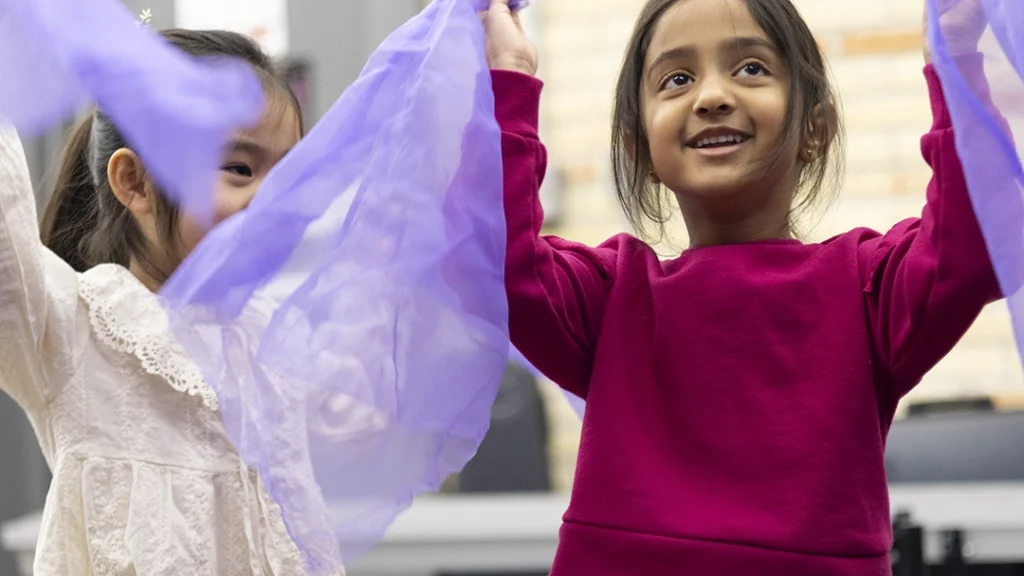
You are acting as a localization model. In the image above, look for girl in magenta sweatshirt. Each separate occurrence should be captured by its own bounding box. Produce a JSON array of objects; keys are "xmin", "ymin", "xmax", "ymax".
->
[{"xmin": 482, "ymin": 0, "xmax": 996, "ymax": 573}]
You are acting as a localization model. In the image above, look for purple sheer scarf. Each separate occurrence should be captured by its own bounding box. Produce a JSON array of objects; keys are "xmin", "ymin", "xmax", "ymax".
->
[
  {"xmin": 0, "ymin": 0, "xmax": 263, "ymax": 221},
  {"xmin": 3, "ymin": 0, "xmax": 517, "ymax": 572},
  {"xmin": 159, "ymin": 0, "xmax": 510, "ymax": 572},
  {"xmin": 927, "ymin": 0, "xmax": 1024, "ymax": 367}
]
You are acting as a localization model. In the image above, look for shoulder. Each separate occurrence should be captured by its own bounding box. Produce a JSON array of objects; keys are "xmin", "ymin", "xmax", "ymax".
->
[
  {"xmin": 548, "ymin": 231, "xmax": 660, "ymax": 269},
  {"xmin": 820, "ymin": 220, "xmax": 923, "ymax": 283},
  {"xmin": 78, "ymin": 264, "xmax": 218, "ymax": 411}
]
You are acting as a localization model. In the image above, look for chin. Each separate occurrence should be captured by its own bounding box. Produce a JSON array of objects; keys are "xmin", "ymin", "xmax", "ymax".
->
[
  {"xmin": 669, "ymin": 158, "xmax": 758, "ymax": 190},
  {"xmin": 672, "ymin": 176, "xmax": 755, "ymax": 201}
]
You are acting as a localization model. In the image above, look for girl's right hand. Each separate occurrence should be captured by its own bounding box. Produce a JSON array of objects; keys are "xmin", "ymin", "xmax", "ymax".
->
[
  {"xmin": 481, "ymin": 0, "xmax": 538, "ymax": 76},
  {"xmin": 923, "ymin": 0, "xmax": 987, "ymax": 63}
]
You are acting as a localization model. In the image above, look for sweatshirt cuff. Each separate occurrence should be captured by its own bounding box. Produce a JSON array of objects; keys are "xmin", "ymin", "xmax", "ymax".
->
[{"xmin": 491, "ymin": 70, "xmax": 543, "ymax": 138}]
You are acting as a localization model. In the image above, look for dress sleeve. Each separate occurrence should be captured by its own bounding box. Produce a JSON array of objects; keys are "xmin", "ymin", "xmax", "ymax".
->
[
  {"xmin": 493, "ymin": 70, "xmax": 625, "ymax": 399},
  {"xmin": 860, "ymin": 57, "xmax": 1002, "ymax": 406},
  {"xmin": 0, "ymin": 123, "xmax": 79, "ymax": 413}
]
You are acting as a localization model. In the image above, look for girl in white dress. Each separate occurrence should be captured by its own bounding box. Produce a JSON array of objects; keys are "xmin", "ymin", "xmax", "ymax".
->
[{"xmin": 0, "ymin": 29, "xmax": 322, "ymax": 575}]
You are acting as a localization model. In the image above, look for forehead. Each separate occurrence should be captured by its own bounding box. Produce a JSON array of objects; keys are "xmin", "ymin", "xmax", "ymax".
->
[
  {"xmin": 646, "ymin": 0, "xmax": 770, "ymax": 62},
  {"xmin": 242, "ymin": 89, "xmax": 302, "ymax": 152}
]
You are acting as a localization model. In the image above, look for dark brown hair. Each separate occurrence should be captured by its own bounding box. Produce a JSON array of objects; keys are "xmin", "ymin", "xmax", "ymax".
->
[
  {"xmin": 610, "ymin": 0, "xmax": 844, "ymax": 242},
  {"xmin": 40, "ymin": 29, "xmax": 302, "ymax": 279}
]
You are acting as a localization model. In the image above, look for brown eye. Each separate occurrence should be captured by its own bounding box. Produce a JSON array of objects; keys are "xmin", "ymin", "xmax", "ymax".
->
[
  {"xmin": 223, "ymin": 163, "xmax": 253, "ymax": 178},
  {"xmin": 737, "ymin": 63, "xmax": 766, "ymax": 77},
  {"xmin": 662, "ymin": 73, "xmax": 693, "ymax": 90}
]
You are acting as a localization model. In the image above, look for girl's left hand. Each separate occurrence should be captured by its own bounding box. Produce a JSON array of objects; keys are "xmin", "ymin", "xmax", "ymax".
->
[
  {"xmin": 923, "ymin": 0, "xmax": 987, "ymax": 62},
  {"xmin": 481, "ymin": 0, "xmax": 538, "ymax": 76}
]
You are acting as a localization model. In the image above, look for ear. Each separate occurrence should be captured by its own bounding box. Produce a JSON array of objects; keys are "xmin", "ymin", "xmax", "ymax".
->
[
  {"xmin": 800, "ymin": 101, "xmax": 836, "ymax": 163},
  {"xmin": 107, "ymin": 148, "xmax": 155, "ymax": 217}
]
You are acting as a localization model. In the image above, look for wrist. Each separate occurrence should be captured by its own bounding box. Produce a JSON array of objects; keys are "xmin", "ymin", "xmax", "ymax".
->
[
  {"xmin": 947, "ymin": 42, "xmax": 980, "ymax": 58},
  {"xmin": 922, "ymin": 41, "xmax": 979, "ymax": 64},
  {"xmin": 489, "ymin": 55, "xmax": 537, "ymax": 77}
]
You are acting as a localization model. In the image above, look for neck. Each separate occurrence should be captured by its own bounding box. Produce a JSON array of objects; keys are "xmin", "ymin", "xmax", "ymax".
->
[
  {"xmin": 676, "ymin": 187, "xmax": 795, "ymax": 248},
  {"xmin": 128, "ymin": 259, "xmax": 163, "ymax": 293}
]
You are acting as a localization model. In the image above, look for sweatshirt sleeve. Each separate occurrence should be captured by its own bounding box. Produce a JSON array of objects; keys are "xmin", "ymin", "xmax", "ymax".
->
[
  {"xmin": 860, "ymin": 55, "xmax": 1002, "ymax": 405},
  {"xmin": 492, "ymin": 70, "xmax": 622, "ymax": 399}
]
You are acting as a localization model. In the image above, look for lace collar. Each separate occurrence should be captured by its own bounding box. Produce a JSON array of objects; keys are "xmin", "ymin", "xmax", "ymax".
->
[{"xmin": 78, "ymin": 264, "xmax": 219, "ymax": 411}]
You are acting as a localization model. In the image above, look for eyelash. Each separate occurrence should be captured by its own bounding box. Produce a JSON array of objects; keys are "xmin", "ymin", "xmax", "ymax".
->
[
  {"xmin": 223, "ymin": 163, "xmax": 253, "ymax": 178},
  {"xmin": 662, "ymin": 72, "xmax": 694, "ymax": 90},
  {"xmin": 659, "ymin": 61, "xmax": 770, "ymax": 91},
  {"xmin": 737, "ymin": 62, "xmax": 767, "ymax": 77}
]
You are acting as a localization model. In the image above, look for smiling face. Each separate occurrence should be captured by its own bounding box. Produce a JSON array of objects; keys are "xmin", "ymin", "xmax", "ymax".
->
[
  {"xmin": 177, "ymin": 91, "xmax": 302, "ymax": 255},
  {"xmin": 104, "ymin": 86, "xmax": 302, "ymax": 292},
  {"xmin": 642, "ymin": 0, "xmax": 798, "ymax": 204}
]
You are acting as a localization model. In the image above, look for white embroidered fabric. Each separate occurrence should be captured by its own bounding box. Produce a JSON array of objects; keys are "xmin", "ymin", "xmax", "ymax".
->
[{"xmin": 0, "ymin": 124, "xmax": 325, "ymax": 575}]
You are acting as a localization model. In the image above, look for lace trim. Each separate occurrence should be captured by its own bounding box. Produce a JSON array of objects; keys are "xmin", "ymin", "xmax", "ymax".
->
[{"xmin": 78, "ymin": 264, "xmax": 219, "ymax": 411}]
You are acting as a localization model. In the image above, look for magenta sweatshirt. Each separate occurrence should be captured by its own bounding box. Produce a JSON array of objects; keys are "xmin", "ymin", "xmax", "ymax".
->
[{"xmin": 494, "ymin": 60, "xmax": 1000, "ymax": 575}]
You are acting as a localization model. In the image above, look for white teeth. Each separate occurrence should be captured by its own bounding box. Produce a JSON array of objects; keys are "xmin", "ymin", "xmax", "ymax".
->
[{"xmin": 694, "ymin": 134, "xmax": 747, "ymax": 148}]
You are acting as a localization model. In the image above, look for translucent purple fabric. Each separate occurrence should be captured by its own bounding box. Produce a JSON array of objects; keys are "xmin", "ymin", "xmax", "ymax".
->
[
  {"xmin": 0, "ymin": 0, "xmax": 264, "ymax": 221},
  {"xmin": 4, "ymin": 0, "xmax": 515, "ymax": 572},
  {"xmin": 927, "ymin": 0, "xmax": 1024, "ymax": 367},
  {"xmin": 160, "ymin": 0, "xmax": 509, "ymax": 572},
  {"xmin": 479, "ymin": 0, "xmax": 530, "ymax": 8}
]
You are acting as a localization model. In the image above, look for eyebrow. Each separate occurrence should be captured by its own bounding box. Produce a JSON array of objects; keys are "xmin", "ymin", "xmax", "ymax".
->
[
  {"xmin": 226, "ymin": 137, "xmax": 292, "ymax": 165},
  {"xmin": 646, "ymin": 36, "xmax": 778, "ymax": 82},
  {"xmin": 227, "ymin": 137, "xmax": 265, "ymax": 158}
]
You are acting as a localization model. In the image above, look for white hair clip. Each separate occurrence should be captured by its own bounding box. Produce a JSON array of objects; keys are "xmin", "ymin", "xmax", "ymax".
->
[{"xmin": 138, "ymin": 8, "xmax": 153, "ymax": 28}]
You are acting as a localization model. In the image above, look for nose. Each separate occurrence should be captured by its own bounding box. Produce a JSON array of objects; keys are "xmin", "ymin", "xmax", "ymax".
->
[{"xmin": 693, "ymin": 75, "xmax": 736, "ymax": 117}]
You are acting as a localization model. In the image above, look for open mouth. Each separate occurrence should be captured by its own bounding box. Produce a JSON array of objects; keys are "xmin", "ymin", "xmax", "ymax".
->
[
  {"xmin": 691, "ymin": 133, "xmax": 751, "ymax": 149},
  {"xmin": 686, "ymin": 128, "xmax": 752, "ymax": 150}
]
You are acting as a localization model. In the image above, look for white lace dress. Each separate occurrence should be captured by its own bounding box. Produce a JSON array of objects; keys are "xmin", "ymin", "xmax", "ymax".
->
[{"xmin": 0, "ymin": 127, "xmax": 318, "ymax": 575}]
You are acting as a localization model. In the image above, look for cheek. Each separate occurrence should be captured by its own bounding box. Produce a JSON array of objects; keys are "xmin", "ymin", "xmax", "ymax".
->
[
  {"xmin": 645, "ymin": 104, "xmax": 681, "ymax": 171},
  {"xmin": 176, "ymin": 180, "xmax": 259, "ymax": 255},
  {"xmin": 212, "ymin": 180, "xmax": 258, "ymax": 223},
  {"xmin": 177, "ymin": 216, "xmax": 205, "ymax": 256},
  {"xmin": 174, "ymin": 197, "xmax": 246, "ymax": 258},
  {"xmin": 751, "ymin": 88, "xmax": 790, "ymax": 141}
]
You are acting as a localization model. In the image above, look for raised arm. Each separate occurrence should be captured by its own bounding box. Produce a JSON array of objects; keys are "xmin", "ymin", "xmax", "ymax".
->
[
  {"xmin": 493, "ymin": 71, "xmax": 623, "ymax": 399},
  {"xmin": 484, "ymin": 0, "xmax": 630, "ymax": 397},
  {"xmin": 861, "ymin": 59, "xmax": 1002, "ymax": 407},
  {"xmin": 0, "ymin": 123, "xmax": 77, "ymax": 412}
]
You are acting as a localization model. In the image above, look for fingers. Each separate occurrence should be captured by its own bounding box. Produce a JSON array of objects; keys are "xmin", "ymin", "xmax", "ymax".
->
[
  {"xmin": 481, "ymin": 0, "xmax": 524, "ymax": 31},
  {"xmin": 489, "ymin": 0, "xmax": 512, "ymax": 16},
  {"xmin": 492, "ymin": 0, "xmax": 519, "ymax": 19}
]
